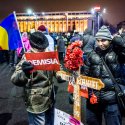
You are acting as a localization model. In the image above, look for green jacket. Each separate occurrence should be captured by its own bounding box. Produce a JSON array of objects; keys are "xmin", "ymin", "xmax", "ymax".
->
[{"xmin": 11, "ymin": 56, "xmax": 55, "ymax": 113}]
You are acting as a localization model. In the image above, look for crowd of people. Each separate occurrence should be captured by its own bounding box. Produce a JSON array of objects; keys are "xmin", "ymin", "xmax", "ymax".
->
[
  {"xmin": 0, "ymin": 24, "xmax": 125, "ymax": 125},
  {"xmin": 0, "ymin": 25, "xmax": 82, "ymax": 69}
]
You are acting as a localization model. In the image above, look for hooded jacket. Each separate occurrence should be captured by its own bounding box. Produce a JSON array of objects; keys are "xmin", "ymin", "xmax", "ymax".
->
[{"xmin": 82, "ymin": 28, "xmax": 96, "ymax": 53}]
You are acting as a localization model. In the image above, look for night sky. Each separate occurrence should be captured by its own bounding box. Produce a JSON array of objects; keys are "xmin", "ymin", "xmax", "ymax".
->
[{"xmin": 0, "ymin": 0, "xmax": 125, "ymax": 26}]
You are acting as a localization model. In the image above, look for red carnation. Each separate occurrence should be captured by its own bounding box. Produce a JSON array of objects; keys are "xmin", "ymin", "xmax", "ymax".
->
[{"xmin": 64, "ymin": 41, "xmax": 84, "ymax": 71}]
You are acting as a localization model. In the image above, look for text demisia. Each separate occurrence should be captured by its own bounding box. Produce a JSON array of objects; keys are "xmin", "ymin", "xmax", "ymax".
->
[{"xmin": 29, "ymin": 58, "xmax": 59, "ymax": 65}]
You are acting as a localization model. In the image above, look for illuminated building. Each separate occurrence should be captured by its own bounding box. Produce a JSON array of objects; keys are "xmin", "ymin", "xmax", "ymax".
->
[{"xmin": 16, "ymin": 11, "xmax": 94, "ymax": 33}]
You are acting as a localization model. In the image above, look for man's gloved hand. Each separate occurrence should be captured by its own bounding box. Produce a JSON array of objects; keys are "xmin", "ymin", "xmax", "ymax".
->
[{"xmin": 22, "ymin": 61, "xmax": 34, "ymax": 77}]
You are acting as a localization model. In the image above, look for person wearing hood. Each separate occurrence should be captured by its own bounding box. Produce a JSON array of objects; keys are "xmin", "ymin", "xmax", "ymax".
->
[
  {"xmin": 81, "ymin": 26, "xmax": 124, "ymax": 125},
  {"xmin": 82, "ymin": 28, "xmax": 96, "ymax": 53},
  {"xmin": 70, "ymin": 31, "xmax": 81, "ymax": 43}
]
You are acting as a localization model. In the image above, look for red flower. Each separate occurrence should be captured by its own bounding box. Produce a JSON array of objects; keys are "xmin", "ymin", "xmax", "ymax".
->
[{"xmin": 64, "ymin": 41, "xmax": 84, "ymax": 71}]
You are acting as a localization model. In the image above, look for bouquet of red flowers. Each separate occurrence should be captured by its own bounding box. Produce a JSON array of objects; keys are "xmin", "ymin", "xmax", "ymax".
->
[{"xmin": 64, "ymin": 41, "xmax": 84, "ymax": 71}]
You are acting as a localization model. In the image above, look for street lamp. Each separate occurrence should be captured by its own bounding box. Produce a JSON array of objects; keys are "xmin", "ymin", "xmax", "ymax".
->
[
  {"xmin": 42, "ymin": 12, "xmax": 45, "ymax": 15},
  {"xmin": 93, "ymin": 6, "xmax": 101, "ymax": 31},
  {"xmin": 97, "ymin": 12, "xmax": 100, "ymax": 31},
  {"xmin": 97, "ymin": 8, "xmax": 106, "ymax": 30},
  {"xmin": 27, "ymin": 9, "xmax": 33, "ymax": 15},
  {"xmin": 92, "ymin": 6, "xmax": 106, "ymax": 31},
  {"xmin": 91, "ymin": 8, "xmax": 95, "ymax": 14},
  {"xmin": 103, "ymin": 8, "xmax": 106, "ymax": 14}
]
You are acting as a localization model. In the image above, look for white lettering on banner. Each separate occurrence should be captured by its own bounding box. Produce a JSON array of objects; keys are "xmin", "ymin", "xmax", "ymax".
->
[
  {"xmin": 28, "ymin": 58, "xmax": 59, "ymax": 65},
  {"xmin": 56, "ymin": 71, "xmax": 104, "ymax": 90},
  {"xmin": 58, "ymin": 73, "xmax": 72, "ymax": 81},
  {"xmin": 77, "ymin": 77, "xmax": 98, "ymax": 89}
]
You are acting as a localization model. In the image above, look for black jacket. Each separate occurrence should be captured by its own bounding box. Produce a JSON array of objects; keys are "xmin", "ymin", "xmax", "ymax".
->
[
  {"xmin": 82, "ymin": 29, "xmax": 96, "ymax": 53},
  {"xmin": 112, "ymin": 35, "xmax": 125, "ymax": 64},
  {"xmin": 82, "ymin": 45, "xmax": 124, "ymax": 104}
]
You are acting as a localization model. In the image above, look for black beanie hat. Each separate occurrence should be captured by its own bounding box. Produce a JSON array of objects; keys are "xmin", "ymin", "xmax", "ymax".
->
[
  {"xmin": 95, "ymin": 25, "xmax": 113, "ymax": 40},
  {"xmin": 29, "ymin": 31, "xmax": 49, "ymax": 50}
]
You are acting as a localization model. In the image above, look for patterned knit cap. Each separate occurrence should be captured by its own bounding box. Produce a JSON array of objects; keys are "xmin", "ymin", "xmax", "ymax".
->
[{"xmin": 95, "ymin": 25, "xmax": 113, "ymax": 40}]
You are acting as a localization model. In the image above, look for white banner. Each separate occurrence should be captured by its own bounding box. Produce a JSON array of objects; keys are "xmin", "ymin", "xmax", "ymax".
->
[{"xmin": 54, "ymin": 108, "xmax": 84, "ymax": 125}]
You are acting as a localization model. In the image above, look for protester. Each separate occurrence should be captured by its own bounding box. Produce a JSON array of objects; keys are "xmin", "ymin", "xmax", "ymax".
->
[
  {"xmin": 81, "ymin": 25, "xmax": 125, "ymax": 125},
  {"xmin": 57, "ymin": 34, "xmax": 66, "ymax": 63},
  {"xmin": 70, "ymin": 31, "xmax": 81, "ymax": 43},
  {"xmin": 38, "ymin": 25, "xmax": 54, "ymax": 51},
  {"xmin": 17, "ymin": 32, "xmax": 31, "ymax": 59},
  {"xmin": 82, "ymin": 28, "xmax": 96, "ymax": 53},
  {"xmin": 11, "ymin": 31, "xmax": 55, "ymax": 125},
  {"xmin": 0, "ymin": 50, "xmax": 9, "ymax": 64},
  {"xmin": 9, "ymin": 49, "xmax": 18, "ymax": 70},
  {"xmin": 112, "ymin": 28, "xmax": 125, "ymax": 82}
]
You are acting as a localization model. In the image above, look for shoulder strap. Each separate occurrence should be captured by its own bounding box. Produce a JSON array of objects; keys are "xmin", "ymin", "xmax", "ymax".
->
[
  {"xmin": 101, "ymin": 57, "xmax": 116, "ymax": 83},
  {"xmin": 101, "ymin": 57, "xmax": 121, "ymax": 92}
]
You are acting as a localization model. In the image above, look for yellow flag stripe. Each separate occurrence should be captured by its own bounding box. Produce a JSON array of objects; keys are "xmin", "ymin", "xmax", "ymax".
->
[{"xmin": 0, "ymin": 26, "xmax": 9, "ymax": 50}]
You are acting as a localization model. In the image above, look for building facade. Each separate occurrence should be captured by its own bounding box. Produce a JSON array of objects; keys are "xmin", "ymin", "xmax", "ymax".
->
[{"xmin": 17, "ymin": 11, "xmax": 94, "ymax": 33}]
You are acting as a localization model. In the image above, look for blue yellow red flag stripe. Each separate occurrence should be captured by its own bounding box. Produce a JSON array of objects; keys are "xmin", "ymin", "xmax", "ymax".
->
[{"xmin": 0, "ymin": 13, "xmax": 22, "ymax": 50}]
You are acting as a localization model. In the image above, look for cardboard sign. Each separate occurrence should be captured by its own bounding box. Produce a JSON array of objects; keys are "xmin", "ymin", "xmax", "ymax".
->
[
  {"xmin": 77, "ymin": 75, "xmax": 104, "ymax": 90},
  {"xmin": 56, "ymin": 70, "xmax": 104, "ymax": 121},
  {"xmin": 25, "ymin": 51, "xmax": 60, "ymax": 71},
  {"xmin": 68, "ymin": 81, "xmax": 88, "ymax": 99},
  {"xmin": 56, "ymin": 71, "xmax": 104, "ymax": 90},
  {"xmin": 54, "ymin": 108, "xmax": 84, "ymax": 125}
]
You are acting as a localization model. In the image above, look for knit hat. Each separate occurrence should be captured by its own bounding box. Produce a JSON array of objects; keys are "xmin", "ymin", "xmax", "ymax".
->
[
  {"xmin": 95, "ymin": 25, "xmax": 113, "ymax": 40},
  {"xmin": 29, "ymin": 31, "xmax": 49, "ymax": 50},
  {"xmin": 37, "ymin": 25, "xmax": 46, "ymax": 32}
]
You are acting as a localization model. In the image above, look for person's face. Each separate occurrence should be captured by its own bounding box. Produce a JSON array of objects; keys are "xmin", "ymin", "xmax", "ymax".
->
[
  {"xmin": 96, "ymin": 39, "xmax": 111, "ymax": 50},
  {"xmin": 119, "ymin": 28, "xmax": 123, "ymax": 35}
]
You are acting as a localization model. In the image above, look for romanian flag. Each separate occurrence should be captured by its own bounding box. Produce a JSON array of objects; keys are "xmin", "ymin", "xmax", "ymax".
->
[{"xmin": 0, "ymin": 12, "xmax": 22, "ymax": 50}]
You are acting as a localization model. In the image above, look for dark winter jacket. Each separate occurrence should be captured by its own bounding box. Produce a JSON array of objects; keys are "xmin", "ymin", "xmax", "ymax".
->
[
  {"xmin": 82, "ymin": 45, "xmax": 125, "ymax": 104},
  {"xmin": 82, "ymin": 29, "xmax": 96, "ymax": 53},
  {"xmin": 57, "ymin": 36, "xmax": 65, "ymax": 52},
  {"xmin": 112, "ymin": 35, "xmax": 125, "ymax": 64}
]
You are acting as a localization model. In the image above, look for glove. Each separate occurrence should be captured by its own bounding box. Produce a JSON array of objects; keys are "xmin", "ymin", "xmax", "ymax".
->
[{"xmin": 22, "ymin": 61, "xmax": 34, "ymax": 76}]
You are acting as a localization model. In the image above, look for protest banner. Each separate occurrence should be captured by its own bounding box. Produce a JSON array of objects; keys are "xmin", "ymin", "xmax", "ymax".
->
[{"xmin": 25, "ymin": 51, "xmax": 60, "ymax": 71}]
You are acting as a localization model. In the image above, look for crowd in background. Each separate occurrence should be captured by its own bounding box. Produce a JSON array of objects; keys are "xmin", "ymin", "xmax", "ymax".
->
[
  {"xmin": 0, "ymin": 24, "xmax": 125, "ymax": 125},
  {"xmin": 0, "ymin": 25, "xmax": 124, "ymax": 69},
  {"xmin": 0, "ymin": 25, "xmax": 83, "ymax": 69}
]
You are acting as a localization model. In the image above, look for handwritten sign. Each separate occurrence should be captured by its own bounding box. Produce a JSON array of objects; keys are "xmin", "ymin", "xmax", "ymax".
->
[
  {"xmin": 77, "ymin": 75, "xmax": 104, "ymax": 90},
  {"xmin": 54, "ymin": 108, "xmax": 84, "ymax": 125},
  {"xmin": 56, "ymin": 71, "xmax": 72, "ymax": 81},
  {"xmin": 57, "ymin": 70, "xmax": 105, "ymax": 121},
  {"xmin": 56, "ymin": 71, "xmax": 104, "ymax": 90}
]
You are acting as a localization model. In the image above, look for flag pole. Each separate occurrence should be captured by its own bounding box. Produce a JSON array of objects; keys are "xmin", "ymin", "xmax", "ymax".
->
[{"xmin": 13, "ymin": 11, "xmax": 26, "ymax": 52}]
